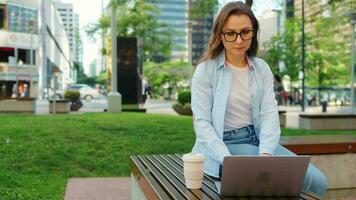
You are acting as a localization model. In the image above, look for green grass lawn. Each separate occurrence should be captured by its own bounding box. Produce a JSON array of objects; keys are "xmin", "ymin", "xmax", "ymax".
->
[{"xmin": 0, "ymin": 113, "xmax": 355, "ymax": 200}]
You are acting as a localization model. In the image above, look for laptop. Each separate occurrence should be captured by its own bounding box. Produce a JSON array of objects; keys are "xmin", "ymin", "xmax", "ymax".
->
[{"xmin": 215, "ymin": 155, "xmax": 310, "ymax": 197}]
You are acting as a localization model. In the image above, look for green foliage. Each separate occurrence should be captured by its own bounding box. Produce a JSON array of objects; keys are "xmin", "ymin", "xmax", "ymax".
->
[
  {"xmin": 0, "ymin": 113, "xmax": 195, "ymax": 200},
  {"xmin": 178, "ymin": 91, "xmax": 191, "ymax": 105},
  {"xmin": 77, "ymin": 76, "xmax": 98, "ymax": 87},
  {"xmin": 97, "ymin": 72, "xmax": 107, "ymax": 86},
  {"xmin": 64, "ymin": 90, "xmax": 80, "ymax": 101},
  {"xmin": 85, "ymin": 15, "xmax": 110, "ymax": 41},
  {"xmin": 263, "ymin": 11, "xmax": 351, "ymax": 90},
  {"xmin": 189, "ymin": 0, "xmax": 218, "ymax": 19},
  {"xmin": 74, "ymin": 62, "xmax": 99, "ymax": 87},
  {"xmin": 143, "ymin": 60, "xmax": 191, "ymax": 99},
  {"xmin": 86, "ymin": 0, "xmax": 173, "ymax": 61},
  {"xmin": 263, "ymin": 18, "xmax": 301, "ymax": 84},
  {"xmin": 117, "ymin": 1, "xmax": 173, "ymax": 60},
  {"xmin": 305, "ymin": 15, "xmax": 350, "ymax": 87}
]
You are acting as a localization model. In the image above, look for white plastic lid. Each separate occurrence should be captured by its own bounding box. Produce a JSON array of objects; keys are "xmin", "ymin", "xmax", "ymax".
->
[{"xmin": 182, "ymin": 153, "xmax": 204, "ymax": 162}]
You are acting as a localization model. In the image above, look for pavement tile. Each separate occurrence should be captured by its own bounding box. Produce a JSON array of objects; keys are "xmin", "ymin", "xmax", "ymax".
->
[{"xmin": 64, "ymin": 177, "xmax": 130, "ymax": 200}]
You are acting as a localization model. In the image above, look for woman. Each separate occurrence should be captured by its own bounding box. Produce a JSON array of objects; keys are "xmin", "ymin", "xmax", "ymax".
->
[{"xmin": 191, "ymin": 1, "xmax": 327, "ymax": 197}]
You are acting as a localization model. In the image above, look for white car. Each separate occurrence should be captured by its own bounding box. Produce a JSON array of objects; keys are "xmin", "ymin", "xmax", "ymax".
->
[{"xmin": 66, "ymin": 84, "xmax": 100, "ymax": 100}]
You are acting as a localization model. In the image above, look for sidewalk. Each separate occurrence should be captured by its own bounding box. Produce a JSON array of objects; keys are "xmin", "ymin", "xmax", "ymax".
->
[
  {"xmin": 36, "ymin": 99, "xmax": 353, "ymax": 129},
  {"xmin": 64, "ymin": 178, "xmax": 130, "ymax": 200},
  {"xmin": 279, "ymin": 104, "xmax": 352, "ymax": 129}
]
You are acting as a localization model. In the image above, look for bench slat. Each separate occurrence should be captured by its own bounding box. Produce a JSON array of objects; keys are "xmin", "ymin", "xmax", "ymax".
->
[
  {"xmin": 130, "ymin": 156, "xmax": 171, "ymax": 200},
  {"xmin": 299, "ymin": 114, "xmax": 356, "ymax": 118},
  {"xmin": 299, "ymin": 191, "xmax": 321, "ymax": 200},
  {"xmin": 140, "ymin": 156, "xmax": 191, "ymax": 199},
  {"xmin": 131, "ymin": 155, "xmax": 319, "ymax": 200},
  {"xmin": 160, "ymin": 154, "xmax": 223, "ymax": 200},
  {"xmin": 151, "ymin": 155, "xmax": 214, "ymax": 200},
  {"xmin": 169, "ymin": 155, "xmax": 234, "ymax": 199},
  {"xmin": 170, "ymin": 154, "xmax": 218, "ymax": 190}
]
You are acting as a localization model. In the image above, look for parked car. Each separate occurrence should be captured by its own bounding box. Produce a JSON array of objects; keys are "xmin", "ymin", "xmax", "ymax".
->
[
  {"xmin": 48, "ymin": 89, "xmax": 65, "ymax": 100},
  {"xmin": 66, "ymin": 84, "xmax": 100, "ymax": 100}
]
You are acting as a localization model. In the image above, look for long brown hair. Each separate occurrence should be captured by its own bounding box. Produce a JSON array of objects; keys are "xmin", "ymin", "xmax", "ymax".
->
[{"xmin": 200, "ymin": 1, "xmax": 259, "ymax": 62}]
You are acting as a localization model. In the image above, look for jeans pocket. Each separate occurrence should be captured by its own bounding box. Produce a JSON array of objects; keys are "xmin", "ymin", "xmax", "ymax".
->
[
  {"xmin": 223, "ymin": 132, "xmax": 232, "ymax": 141},
  {"xmin": 224, "ymin": 137, "xmax": 252, "ymax": 145}
]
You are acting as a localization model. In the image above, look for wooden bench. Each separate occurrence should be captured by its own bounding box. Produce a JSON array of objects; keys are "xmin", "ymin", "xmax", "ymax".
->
[
  {"xmin": 299, "ymin": 114, "xmax": 356, "ymax": 130},
  {"xmin": 280, "ymin": 134, "xmax": 356, "ymax": 154},
  {"xmin": 130, "ymin": 154, "xmax": 320, "ymax": 200},
  {"xmin": 281, "ymin": 134, "xmax": 356, "ymax": 192}
]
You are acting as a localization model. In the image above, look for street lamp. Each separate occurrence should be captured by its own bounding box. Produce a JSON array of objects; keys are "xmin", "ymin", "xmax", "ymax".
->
[
  {"xmin": 272, "ymin": 2, "xmax": 285, "ymax": 73},
  {"xmin": 107, "ymin": 1, "xmax": 122, "ymax": 113},
  {"xmin": 187, "ymin": 20, "xmax": 193, "ymax": 86},
  {"xmin": 272, "ymin": 5, "xmax": 282, "ymax": 36},
  {"xmin": 51, "ymin": 68, "xmax": 62, "ymax": 115},
  {"xmin": 301, "ymin": 0, "xmax": 306, "ymax": 112},
  {"xmin": 29, "ymin": 20, "xmax": 35, "ymax": 67},
  {"xmin": 347, "ymin": 12, "xmax": 356, "ymax": 114}
]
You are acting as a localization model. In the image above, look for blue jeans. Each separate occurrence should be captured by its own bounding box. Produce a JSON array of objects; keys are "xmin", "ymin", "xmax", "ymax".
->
[{"xmin": 221, "ymin": 125, "xmax": 328, "ymax": 197}]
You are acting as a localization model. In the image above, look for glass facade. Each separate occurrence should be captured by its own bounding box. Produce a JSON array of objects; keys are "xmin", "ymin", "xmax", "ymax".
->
[
  {"xmin": 149, "ymin": 0, "xmax": 188, "ymax": 59},
  {"xmin": 8, "ymin": 3, "xmax": 38, "ymax": 33}
]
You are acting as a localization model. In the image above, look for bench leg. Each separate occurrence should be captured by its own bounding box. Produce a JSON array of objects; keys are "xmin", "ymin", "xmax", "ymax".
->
[{"xmin": 131, "ymin": 173, "xmax": 147, "ymax": 200}]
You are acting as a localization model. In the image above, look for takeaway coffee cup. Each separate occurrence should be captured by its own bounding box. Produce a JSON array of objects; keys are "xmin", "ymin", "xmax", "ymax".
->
[{"xmin": 182, "ymin": 153, "xmax": 205, "ymax": 189}]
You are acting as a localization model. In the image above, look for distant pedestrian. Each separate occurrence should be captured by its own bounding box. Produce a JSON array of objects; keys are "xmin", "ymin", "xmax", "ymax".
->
[
  {"xmin": 11, "ymin": 84, "xmax": 17, "ymax": 98},
  {"xmin": 273, "ymin": 75, "xmax": 285, "ymax": 105},
  {"xmin": 142, "ymin": 78, "xmax": 148, "ymax": 104}
]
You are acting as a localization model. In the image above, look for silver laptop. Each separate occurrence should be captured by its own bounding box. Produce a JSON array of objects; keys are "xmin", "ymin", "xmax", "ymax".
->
[{"xmin": 216, "ymin": 155, "xmax": 310, "ymax": 197}]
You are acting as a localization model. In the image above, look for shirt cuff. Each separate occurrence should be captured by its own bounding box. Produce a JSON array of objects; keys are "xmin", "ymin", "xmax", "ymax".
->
[{"xmin": 259, "ymin": 146, "xmax": 274, "ymax": 155}]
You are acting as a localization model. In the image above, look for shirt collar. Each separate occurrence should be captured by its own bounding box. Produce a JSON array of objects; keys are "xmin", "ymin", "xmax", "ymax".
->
[{"xmin": 217, "ymin": 50, "xmax": 254, "ymax": 71}]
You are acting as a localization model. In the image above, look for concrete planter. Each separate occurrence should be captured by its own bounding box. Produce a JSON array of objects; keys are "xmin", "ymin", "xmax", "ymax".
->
[
  {"xmin": 49, "ymin": 100, "xmax": 70, "ymax": 113},
  {"xmin": 0, "ymin": 98, "xmax": 36, "ymax": 113},
  {"xmin": 279, "ymin": 110, "xmax": 286, "ymax": 128},
  {"xmin": 299, "ymin": 114, "xmax": 356, "ymax": 130}
]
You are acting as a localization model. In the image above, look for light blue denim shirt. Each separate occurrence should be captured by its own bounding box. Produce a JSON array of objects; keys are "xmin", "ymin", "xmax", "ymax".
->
[{"xmin": 191, "ymin": 51, "xmax": 280, "ymax": 177}]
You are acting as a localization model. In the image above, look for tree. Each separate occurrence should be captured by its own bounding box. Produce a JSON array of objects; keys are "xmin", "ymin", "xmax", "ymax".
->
[
  {"xmin": 189, "ymin": 0, "xmax": 254, "ymax": 19},
  {"xmin": 263, "ymin": 18, "xmax": 301, "ymax": 88},
  {"xmin": 189, "ymin": 0, "xmax": 219, "ymax": 19},
  {"xmin": 306, "ymin": 15, "xmax": 350, "ymax": 87},
  {"xmin": 86, "ymin": 0, "xmax": 173, "ymax": 61},
  {"xmin": 143, "ymin": 60, "xmax": 191, "ymax": 99},
  {"xmin": 74, "ymin": 62, "xmax": 98, "ymax": 87}
]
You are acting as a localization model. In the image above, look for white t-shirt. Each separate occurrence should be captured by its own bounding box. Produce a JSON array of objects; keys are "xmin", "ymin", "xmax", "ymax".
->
[{"xmin": 224, "ymin": 62, "xmax": 252, "ymax": 131}]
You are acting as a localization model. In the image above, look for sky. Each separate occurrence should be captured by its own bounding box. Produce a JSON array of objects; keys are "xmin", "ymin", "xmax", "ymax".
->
[
  {"xmin": 61, "ymin": 0, "xmax": 110, "ymax": 74},
  {"xmin": 61, "ymin": 0, "xmax": 279, "ymax": 75}
]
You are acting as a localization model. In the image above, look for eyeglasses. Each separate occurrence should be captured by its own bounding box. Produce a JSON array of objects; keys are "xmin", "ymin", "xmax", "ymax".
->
[{"xmin": 222, "ymin": 29, "xmax": 255, "ymax": 42}]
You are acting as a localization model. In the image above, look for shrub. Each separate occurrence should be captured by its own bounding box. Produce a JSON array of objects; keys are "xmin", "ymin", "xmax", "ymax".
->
[
  {"xmin": 178, "ymin": 91, "xmax": 191, "ymax": 105},
  {"xmin": 64, "ymin": 90, "xmax": 80, "ymax": 101}
]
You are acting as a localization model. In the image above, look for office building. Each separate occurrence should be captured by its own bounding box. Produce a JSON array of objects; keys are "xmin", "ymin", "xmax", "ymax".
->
[
  {"xmin": 0, "ymin": 0, "xmax": 75, "ymax": 98},
  {"xmin": 54, "ymin": 1, "xmax": 82, "ymax": 65},
  {"xmin": 149, "ymin": 0, "xmax": 188, "ymax": 61}
]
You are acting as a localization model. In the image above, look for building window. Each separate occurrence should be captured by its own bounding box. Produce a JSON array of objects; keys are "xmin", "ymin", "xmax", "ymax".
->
[
  {"xmin": 0, "ymin": 4, "xmax": 5, "ymax": 29},
  {"xmin": 18, "ymin": 48, "xmax": 31, "ymax": 65},
  {"xmin": 8, "ymin": 4, "xmax": 38, "ymax": 33},
  {"xmin": 0, "ymin": 47, "xmax": 15, "ymax": 63},
  {"xmin": 32, "ymin": 50, "xmax": 36, "ymax": 65}
]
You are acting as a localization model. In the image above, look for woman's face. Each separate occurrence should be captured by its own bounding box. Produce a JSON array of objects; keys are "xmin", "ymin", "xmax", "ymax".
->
[{"xmin": 221, "ymin": 14, "xmax": 254, "ymax": 58}]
